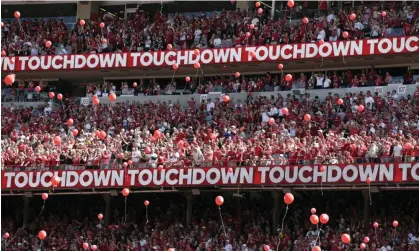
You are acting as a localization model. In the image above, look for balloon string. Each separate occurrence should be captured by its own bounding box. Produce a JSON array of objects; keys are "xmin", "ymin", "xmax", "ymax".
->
[
  {"xmin": 320, "ymin": 57, "xmax": 324, "ymax": 68},
  {"xmin": 35, "ymin": 201, "xmax": 46, "ymax": 222},
  {"xmin": 342, "ymin": 55, "xmax": 346, "ymax": 64},
  {"xmin": 124, "ymin": 197, "xmax": 127, "ymax": 224},
  {"xmin": 218, "ymin": 206, "xmax": 227, "ymax": 237},
  {"xmin": 369, "ymin": 183, "xmax": 372, "ymax": 205},
  {"xmin": 171, "ymin": 70, "xmax": 176, "ymax": 82},
  {"xmin": 145, "ymin": 206, "xmax": 149, "ymax": 224},
  {"xmin": 280, "ymin": 205, "xmax": 288, "ymax": 236},
  {"xmin": 315, "ymin": 224, "xmax": 323, "ymax": 245},
  {"xmin": 195, "ymin": 68, "xmax": 199, "ymax": 79},
  {"xmin": 320, "ymin": 180, "xmax": 323, "ymax": 196}
]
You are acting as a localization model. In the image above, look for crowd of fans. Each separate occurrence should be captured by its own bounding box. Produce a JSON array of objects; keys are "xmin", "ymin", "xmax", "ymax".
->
[
  {"xmin": 1, "ymin": 192, "xmax": 419, "ymax": 251},
  {"xmin": 1, "ymin": 1, "xmax": 418, "ymax": 56},
  {"xmin": 2, "ymin": 85, "xmax": 419, "ymax": 170}
]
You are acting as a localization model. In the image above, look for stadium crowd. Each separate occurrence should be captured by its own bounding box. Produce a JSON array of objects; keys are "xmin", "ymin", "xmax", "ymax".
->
[
  {"xmin": 1, "ymin": 192, "xmax": 419, "ymax": 251},
  {"xmin": 1, "ymin": 1, "xmax": 418, "ymax": 55},
  {"xmin": 2, "ymin": 85, "xmax": 419, "ymax": 170}
]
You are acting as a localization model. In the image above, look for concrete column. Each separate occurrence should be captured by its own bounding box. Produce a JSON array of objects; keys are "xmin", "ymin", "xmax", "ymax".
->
[
  {"xmin": 272, "ymin": 191, "xmax": 280, "ymax": 231},
  {"xmin": 185, "ymin": 194, "xmax": 193, "ymax": 228},
  {"xmin": 236, "ymin": 0, "xmax": 248, "ymax": 11},
  {"xmin": 77, "ymin": 1, "xmax": 92, "ymax": 20},
  {"xmin": 23, "ymin": 196, "xmax": 31, "ymax": 226},
  {"xmin": 271, "ymin": 0, "xmax": 276, "ymax": 19},
  {"xmin": 362, "ymin": 190, "xmax": 370, "ymax": 233},
  {"xmin": 104, "ymin": 194, "xmax": 112, "ymax": 225}
]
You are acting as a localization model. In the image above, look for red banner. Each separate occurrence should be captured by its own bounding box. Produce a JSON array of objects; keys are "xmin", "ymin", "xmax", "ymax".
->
[
  {"xmin": 1, "ymin": 36, "xmax": 418, "ymax": 72},
  {"xmin": 1, "ymin": 163, "xmax": 418, "ymax": 190}
]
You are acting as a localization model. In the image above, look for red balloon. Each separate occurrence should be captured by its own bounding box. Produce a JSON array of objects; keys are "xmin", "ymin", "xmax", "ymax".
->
[
  {"xmin": 304, "ymin": 114, "xmax": 311, "ymax": 121},
  {"xmin": 167, "ymin": 44, "xmax": 173, "ymax": 50},
  {"xmin": 302, "ymin": 17, "xmax": 309, "ymax": 24},
  {"xmin": 320, "ymin": 166, "xmax": 325, "ymax": 172},
  {"xmin": 51, "ymin": 176, "xmax": 61, "ymax": 186},
  {"xmin": 35, "ymin": 86, "xmax": 41, "ymax": 92},
  {"xmin": 45, "ymin": 40, "xmax": 52, "ymax": 48},
  {"xmin": 343, "ymin": 31, "xmax": 349, "ymax": 38},
  {"xmin": 255, "ymin": 1, "xmax": 261, "ymax": 7},
  {"xmin": 53, "ymin": 136, "xmax": 62, "ymax": 146},
  {"xmin": 72, "ymin": 129, "xmax": 78, "ymax": 136},
  {"xmin": 154, "ymin": 130, "xmax": 161, "ymax": 138},
  {"xmin": 49, "ymin": 92, "xmax": 55, "ymax": 98},
  {"xmin": 358, "ymin": 105, "xmax": 364, "ymax": 112},
  {"xmin": 228, "ymin": 167, "xmax": 233, "ymax": 173},
  {"xmin": 268, "ymin": 118, "xmax": 275, "ymax": 125},
  {"xmin": 360, "ymin": 243, "xmax": 366, "ymax": 250},
  {"xmin": 122, "ymin": 188, "xmax": 130, "ymax": 197},
  {"xmin": 123, "ymin": 162, "xmax": 128, "ymax": 168},
  {"xmin": 284, "ymin": 193, "xmax": 294, "ymax": 205},
  {"xmin": 67, "ymin": 118, "xmax": 74, "ymax": 125},
  {"xmin": 364, "ymin": 237, "xmax": 370, "ymax": 243},
  {"xmin": 285, "ymin": 74, "xmax": 292, "ymax": 82},
  {"xmin": 118, "ymin": 153, "xmax": 124, "ymax": 159},
  {"xmin": 235, "ymin": 72, "xmax": 240, "ymax": 78},
  {"xmin": 350, "ymin": 13, "xmax": 356, "ymax": 20},
  {"xmin": 373, "ymin": 222, "xmax": 379, "ymax": 228},
  {"xmin": 310, "ymin": 214, "xmax": 319, "ymax": 225},
  {"xmin": 42, "ymin": 193, "xmax": 48, "ymax": 200},
  {"xmin": 250, "ymin": 24, "xmax": 255, "ymax": 29},
  {"xmin": 144, "ymin": 200, "xmax": 150, "ymax": 206},
  {"xmin": 79, "ymin": 19, "xmax": 86, "ymax": 26},
  {"xmin": 319, "ymin": 39, "xmax": 324, "ymax": 45},
  {"xmin": 392, "ymin": 220, "xmax": 398, "ymax": 227},
  {"xmin": 264, "ymin": 245, "xmax": 270, "ymax": 251},
  {"xmin": 158, "ymin": 165, "xmax": 163, "ymax": 171},
  {"xmin": 92, "ymin": 245, "xmax": 98, "ymax": 250},
  {"xmin": 98, "ymin": 213, "xmax": 103, "ymax": 220},
  {"xmin": 194, "ymin": 62, "xmax": 200, "ymax": 69},
  {"xmin": 14, "ymin": 11, "xmax": 21, "ymax": 19},
  {"xmin": 83, "ymin": 243, "xmax": 89, "ymax": 249},
  {"xmin": 108, "ymin": 93, "xmax": 117, "ymax": 101},
  {"xmin": 320, "ymin": 214, "xmax": 329, "ymax": 224},
  {"xmin": 3, "ymin": 232, "xmax": 9, "ymax": 239},
  {"xmin": 249, "ymin": 51, "xmax": 256, "ymax": 57},
  {"xmin": 404, "ymin": 143, "xmax": 412, "ymax": 150},
  {"xmin": 193, "ymin": 49, "xmax": 200, "ymax": 56},
  {"xmin": 257, "ymin": 8, "xmax": 263, "ymax": 15},
  {"xmin": 102, "ymin": 39, "xmax": 107, "ymax": 44},
  {"xmin": 38, "ymin": 230, "xmax": 47, "ymax": 240},
  {"xmin": 310, "ymin": 208, "xmax": 316, "ymax": 214},
  {"xmin": 93, "ymin": 98, "xmax": 100, "ymax": 105},
  {"xmin": 281, "ymin": 108, "xmax": 289, "ymax": 115},
  {"xmin": 287, "ymin": 0, "xmax": 294, "ymax": 8},
  {"xmin": 337, "ymin": 98, "xmax": 343, "ymax": 105},
  {"xmin": 4, "ymin": 74, "xmax": 15, "ymax": 86},
  {"xmin": 145, "ymin": 147, "xmax": 151, "ymax": 154},
  {"xmin": 57, "ymin": 93, "xmax": 63, "ymax": 100},
  {"xmin": 172, "ymin": 63, "xmax": 179, "ymax": 70},
  {"xmin": 278, "ymin": 64, "xmax": 284, "ymax": 70},
  {"xmin": 222, "ymin": 95, "xmax": 230, "ymax": 103},
  {"xmin": 341, "ymin": 233, "xmax": 351, "ymax": 244},
  {"xmin": 128, "ymin": 160, "xmax": 133, "ymax": 165},
  {"xmin": 185, "ymin": 76, "xmax": 191, "ymax": 82},
  {"xmin": 366, "ymin": 177, "xmax": 371, "ymax": 184},
  {"xmin": 1, "ymin": 50, "xmax": 6, "ymax": 56},
  {"xmin": 99, "ymin": 131, "xmax": 107, "ymax": 140},
  {"xmin": 100, "ymin": 22, "xmax": 105, "ymax": 28},
  {"xmin": 313, "ymin": 246, "xmax": 321, "ymax": 251},
  {"xmin": 381, "ymin": 11, "xmax": 386, "ymax": 17},
  {"xmin": 215, "ymin": 196, "xmax": 224, "ymax": 206},
  {"xmin": 245, "ymin": 32, "xmax": 250, "ymax": 38}
]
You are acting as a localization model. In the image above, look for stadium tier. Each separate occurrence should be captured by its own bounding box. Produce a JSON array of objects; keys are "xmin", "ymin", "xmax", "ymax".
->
[{"xmin": 1, "ymin": 1, "xmax": 419, "ymax": 251}]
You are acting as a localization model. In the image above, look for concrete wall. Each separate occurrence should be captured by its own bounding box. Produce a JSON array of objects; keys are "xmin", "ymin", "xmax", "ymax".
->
[{"xmin": 91, "ymin": 84, "xmax": 418, "ymax": 107}]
